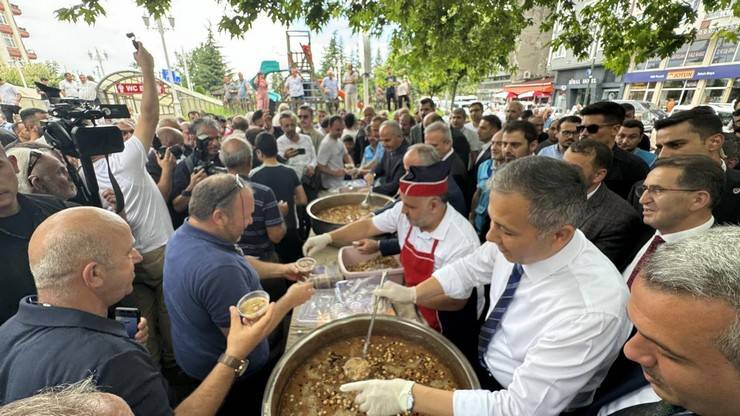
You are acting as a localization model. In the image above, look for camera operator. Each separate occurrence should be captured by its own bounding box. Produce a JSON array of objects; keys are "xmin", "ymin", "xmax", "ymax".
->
[
  {"xmin": 170, "ymin": 117, "xmax": 223, "ymax": 226},
  {"xmin": 0, "ymin": 144, "xmax": 75, "ymax": 325},
  {"xmin": 90, "ymin": 42, "xmax": 176, "ymax": 370},
  {"xmin": 144, "ymin": 126, "xmax": 183, "ymax": 200}
]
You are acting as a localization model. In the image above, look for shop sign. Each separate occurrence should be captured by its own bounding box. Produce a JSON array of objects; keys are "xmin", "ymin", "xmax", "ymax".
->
[
  {"xmin": 115, "ymin": 83, "xmax": 167, "ymax": 95},
  {"xmin": 567, "ymin": 78, "xmax": 597, "ymax": 85},
  {"xmin": 667, "ymin": 70, "xmax": 695, "ymax": 80}
]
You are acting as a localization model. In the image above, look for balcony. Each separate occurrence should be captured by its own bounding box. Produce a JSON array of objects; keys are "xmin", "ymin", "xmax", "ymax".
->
[
  {"xmin": 7, "ymin": 47, "xmax": 21, "ymax": 58},
  {"xmin": 10, "ymin": 3, "xmax": 21, "ymax": 15},
  {"xmin": 0, "ymin": 24, "xmax": 12, "ymax": 35},
  {"xmin": 27, "ymin": 49, "xmax": 36, "ymax": 60},
  {"xmin": 17, "ymin": 27, "xmax": 28, "ymax": 38}
]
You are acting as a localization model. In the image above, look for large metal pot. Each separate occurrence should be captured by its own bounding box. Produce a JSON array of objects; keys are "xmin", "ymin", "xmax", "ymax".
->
[
  {"xmin": 262, "ymin": 315, "xmax": 480, "ymax": 415},
  {"xmin": 306, "ymin": 192, "xmax": 395, "ymax": 235}
]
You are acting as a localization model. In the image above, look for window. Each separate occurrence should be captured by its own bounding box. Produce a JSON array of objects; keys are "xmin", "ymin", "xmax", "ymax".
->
[
  {"xmin": 684, "ymin": 40, "xmax": 708, "ymax": 65},
  {"xmin": 0, "ymin": 14, "xmax": 6, "ymax": 25},
  {"xmin": 2, "ymin": 33, "xmax": 16, "ymax": 48},
  {"xmin": 701, "ymin": 78, "xmax": 730, "ymax": 104},
  {"xmin": 713, "ymin": 38, "xmax": 738, "ymax": 64},
  {"xmin": 553, "ymin": 45, "xmax": 566, "ymax": 59},
  {"xmin": 659, "ymin": 80, "xmax": 697, "ymax": 106},
  {"xmin": 667, "ymin": 43, "xmax": 689, "ymax": 68},
  {"xmin": 627, "ymin": 82, "xmax": 657, "ymax": 101}
]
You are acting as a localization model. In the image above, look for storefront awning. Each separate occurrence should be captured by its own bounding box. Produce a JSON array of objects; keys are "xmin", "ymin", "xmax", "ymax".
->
[
  {"xmin": 494, "ymin": 91, "xmax": 518, "ymax": 99},
  {"xmin": 517, "ymin": 91, "xmax": 552, "ymax": 99},
  {"xmin": 503, "ymin": 78, "xmax": 555, "ymax": 95}
]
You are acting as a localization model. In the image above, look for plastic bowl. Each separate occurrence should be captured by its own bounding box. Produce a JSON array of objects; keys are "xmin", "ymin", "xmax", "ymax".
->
[
  {"xmin": 296, "ymin": 257, "xmax": 317, "ymax": 273},
  {"xmin": 237, "ymin": 290, "xmax": 270, "ymax": 320}
]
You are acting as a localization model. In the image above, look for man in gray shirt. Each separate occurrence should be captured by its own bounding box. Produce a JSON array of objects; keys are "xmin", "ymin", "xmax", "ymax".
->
[{"xmin": 317, "ymin": 115, "xmax": 353, "ymax": 190}]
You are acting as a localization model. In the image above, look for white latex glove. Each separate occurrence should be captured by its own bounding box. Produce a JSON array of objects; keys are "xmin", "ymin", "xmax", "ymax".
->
[
  {"xmin": 302, "ymin": 233, "xmax": 332, "ymax": 256},
  {"xmin": 340, "ymin": 379, "xmax": 415, "ymax": 416},
  {"xmin": 373, "ymin": 281, "xmax": 417, "ymax": 304}
]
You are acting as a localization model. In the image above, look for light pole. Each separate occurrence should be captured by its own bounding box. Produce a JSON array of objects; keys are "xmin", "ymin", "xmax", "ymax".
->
[
  {"xmin": 143, "ymin": 15, "xmax": 182, "ymax": 117},
  {"xmin": 177, "ymin": 48, "xmax": 192, "ymax": 90},
  {"xmin": 87, "ymin": 48, "xmax": 109, "ymax": 78}
]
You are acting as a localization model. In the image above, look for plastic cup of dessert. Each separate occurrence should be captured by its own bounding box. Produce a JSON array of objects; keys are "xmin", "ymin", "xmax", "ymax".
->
[
  {"xmin": 296, "ymin": 257, "xmax": 317, "ymax": 274},
  {"xmin": 237, "ymin": 290, "xmax": 270, "ymax": 322}
]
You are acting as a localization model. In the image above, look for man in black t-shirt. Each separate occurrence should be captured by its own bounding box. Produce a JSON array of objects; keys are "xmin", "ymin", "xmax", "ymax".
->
[
  {"xmin": 385, "ymin": 69, "xmax": 398, "ymax": 112},
  {"xmin": 0, "ymin": 145, "xmax": 74, "ymax": 325},
  {"xmin": 251, "ymin": 132, "xmax": 308, "ymax": 263}
]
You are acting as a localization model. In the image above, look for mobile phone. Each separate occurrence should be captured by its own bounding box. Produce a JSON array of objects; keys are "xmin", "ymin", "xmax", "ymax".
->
[
  {"xmin": 296, "ymin": 148, "xmax": 306, "ymax": 155},
  {"xmin": 114, "ymin": 307, "xmax": 140, "ymax": 339},
  {"xmin": 126, "ymin": 33, "xmax": 139, "ymax": 51}
]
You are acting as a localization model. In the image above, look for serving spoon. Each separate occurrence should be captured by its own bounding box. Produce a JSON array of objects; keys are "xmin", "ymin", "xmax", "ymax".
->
[{"xmin": 343, "ymin": 271, "xmax": 388, "ymax": 380}]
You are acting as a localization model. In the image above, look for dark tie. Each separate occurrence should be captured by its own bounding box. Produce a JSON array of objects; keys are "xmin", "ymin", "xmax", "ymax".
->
[
  {"xmin": 478, "ymin": 263, "xmax": 523, "ymax": 370},
  {"xmin": 627, "ymin": 235, "xmax": 665, "ymax": 289}
]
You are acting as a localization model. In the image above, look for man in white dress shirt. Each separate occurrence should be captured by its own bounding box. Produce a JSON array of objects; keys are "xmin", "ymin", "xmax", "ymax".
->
[
  {"xmin": 342, "ymin": 156, "xmax": 631, "ymax": 416},
  {"xmin": 593, "ymin": 155, "xmax": 726, "ymax": 415},
  {"xmin": 276, "ymin": 111, "xmax": 317, "ymax": 182}
]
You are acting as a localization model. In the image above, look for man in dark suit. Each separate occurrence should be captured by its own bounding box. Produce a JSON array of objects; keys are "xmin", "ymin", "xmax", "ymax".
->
[
  {"xmin": 424, "ymin": 120, "xmax": 468, "ymax": 203},
  {"xmin": 409, "ymin": 98, "xmax": 436, "ymax": 145},
  {"xmin": 471, "ymin": 114, "xmax": 502, "ymax": 177},
  {"xmin": 579, "ymin": 101, "xmax": 649, "ymax": 200},
  {"xmin": 371, "ymin": 120, "xmax": 409, "ymax": 196},
  {"xmin": 607, "ymin": 227, "xmax": 740, "ymax": 416},
  {"xmin": 563, "ymin": 139, "xmax": 645, "ymax": 271},
  {"xmin": 628, "ymin": 106, "xmax": 740, "ymax": 225}
]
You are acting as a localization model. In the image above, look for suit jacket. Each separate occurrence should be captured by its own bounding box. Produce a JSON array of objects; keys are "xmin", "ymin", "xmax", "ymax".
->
[
  {"xmin": 606, "ymin": 146, "xmax": 650, "ymax": 200},
  {"xmin": 577, "ymin": 184, "xmax": 648, "ymax": 272},
  {"xmin": 610, "ymin": 401, "xmax": 695, "ymax": 416},
  {"xmin": 373, "ymin": 141, "xmax": 409, "ymax": 196},
  {"xmin": 409, "ymin": 124, "xmax": 423, "ymax": 145},
  {"xmin": 629, "ymin": 166, "xmax": 740, "ymax": 226}
]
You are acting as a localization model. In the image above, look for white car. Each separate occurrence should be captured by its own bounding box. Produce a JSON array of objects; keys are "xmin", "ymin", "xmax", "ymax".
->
[{"xmin": 670, "ymin": 103, "xmax": 734, "ymax": 132}]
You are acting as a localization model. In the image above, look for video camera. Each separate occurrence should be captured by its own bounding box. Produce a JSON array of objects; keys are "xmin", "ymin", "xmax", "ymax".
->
[
  {"xmin": 190, "ymin": 133, "xmax": 226, "ymax": 176},
  {"xmin": 39, "ymin": 83, "xmax": 131, "ymax": 210}
]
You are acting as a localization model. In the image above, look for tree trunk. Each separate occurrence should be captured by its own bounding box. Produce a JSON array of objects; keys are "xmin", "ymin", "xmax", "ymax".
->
[{"xmin": 449, "ymin": 74, "xmax": 462, "ymax": 109}]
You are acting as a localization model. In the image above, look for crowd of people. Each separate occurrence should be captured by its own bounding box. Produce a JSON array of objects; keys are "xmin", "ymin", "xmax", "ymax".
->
[{"xmin": 0, "ymin": 41, "xmax": 739, "ymax": 416}]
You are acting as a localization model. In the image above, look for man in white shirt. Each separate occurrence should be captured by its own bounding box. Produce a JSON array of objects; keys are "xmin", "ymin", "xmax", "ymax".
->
[
  {"xmin": 58, "ymin": 73, "xmax": 79, "ymax": 98},
  {"xmin": 91, "ymin": 42, "xmax": 175, "ymax": 369},
  {"xmin": 284, "ymin": 66, "xmax": 304, "ymax": 112},
  {"xmin": 0, "ymin": 78, "xmax": 21, "ymax": 122},
  {"xmin": 303, "ymin": 160, "xmax": 482, "ymax": 360},
  {"xmin": 77, "ymin": 74, "xmax": 97, "ymax": 101},
  {"xmin": 342, "ymin": 156, "xmax": 631, "ymax": 416},
  {"xmin": 450, "ymin": 107, "xmax": 481, "ymax": 167},
  {"xmin": 316, "ymin": 115, "xmax": 353, "ymax": 190},
  {"xmin": 594, "ymin": 155, "xmax": 725, "ymax": 416},
  {"xmin": 276, "ymin": 111, "xmax": 317, "ymax": 181},
  {"xmin": 611, "ymin": 226, "xmax": 740, "ymax": 416}
]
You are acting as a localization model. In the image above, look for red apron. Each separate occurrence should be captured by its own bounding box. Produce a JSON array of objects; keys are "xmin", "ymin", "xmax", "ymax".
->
[{"xmin": 399, "ymin": 224, "xmax": 441, "ymax": 331}]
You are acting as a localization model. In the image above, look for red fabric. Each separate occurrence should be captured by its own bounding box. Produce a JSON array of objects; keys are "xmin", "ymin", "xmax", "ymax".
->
[
  {"xmin": 627, "ymin": 235, "xmax": 665, "ymax": 289},
  {"xmin": 399, "ymin": 225, "xmax": 441, "ymax": 331},
  {"xmin": 399, "ymin": 178, "xmax": 448, "ymax": 197}
]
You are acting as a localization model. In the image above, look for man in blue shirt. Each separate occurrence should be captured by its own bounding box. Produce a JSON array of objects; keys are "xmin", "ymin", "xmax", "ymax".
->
[
  {"xmin": 164, "ymin": 173, "xmax": 314, "ymax": 413},
  {"xmin": 537, "ymin": 115, "xmax": 581, "ymax": 160},
  {"xmin": 616, "ymin": 119, "xmax": 657, "ymax": 168},
  {"xmin": 321, "ymin": 69, "xmax": 339, "ymax": 114}
]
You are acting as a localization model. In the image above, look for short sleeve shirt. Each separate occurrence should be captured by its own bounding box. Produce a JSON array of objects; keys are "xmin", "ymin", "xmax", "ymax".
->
[
  {"xmin": 322, "ymin": 77, "xmax": 339, "ymax": 98},
  {"xmin": 0, "ymin": 83, "xmax": 19, "ymax": 105},
  {"xmin": 286, "ymin": 75, "xmax": 305, "ymax": 98},
  {"xmin": 0, "ymin": 297, "xmax": 171, "ymax": 415},
  {"xmin": 249, "ymin": 164, "xmax": 301, "ymax": 229},
  {"xmin": 164, "ymin": 221, "xmax": 269, "ymax": 380},
  {"xmin": 317, "ymin": 135, "xmax": 347, "ymax": 190},
  {"xmin": 238, "ymin": 178, "xmax": 284, "ymax": 259}
]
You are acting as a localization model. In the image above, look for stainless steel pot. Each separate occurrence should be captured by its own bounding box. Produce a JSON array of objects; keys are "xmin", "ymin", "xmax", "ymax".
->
[
  {"xmin": 262, "ymin": 315, "xmax": 480, "ymax": 415},
  {"xmin": 306, "ymin": 192, "xmax": 395, "ymax": 235}
]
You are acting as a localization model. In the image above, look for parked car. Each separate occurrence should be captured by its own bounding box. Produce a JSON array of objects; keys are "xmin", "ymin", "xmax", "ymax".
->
[
  {"xmin": 612, "ymin": 99, "xmax": 666, "ymax": 133},
  {"xmin": 670, "ymin": 103, "xmax": 734, "ymax": 132}
]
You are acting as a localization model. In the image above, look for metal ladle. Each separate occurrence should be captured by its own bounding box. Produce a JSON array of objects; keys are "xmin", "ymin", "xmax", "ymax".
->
[
  {"xmin": 343, "ymin": 271, "xmax": 388, "ymax": 380},
  {"xmin": 360, "ymin": 174, "xmax": 374, "ymax": 208}
]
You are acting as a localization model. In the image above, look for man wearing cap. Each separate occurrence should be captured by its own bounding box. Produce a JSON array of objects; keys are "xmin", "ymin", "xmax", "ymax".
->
[{"xmin": 303, "ymin": 161, "xmax": 481, "ymax": 359}]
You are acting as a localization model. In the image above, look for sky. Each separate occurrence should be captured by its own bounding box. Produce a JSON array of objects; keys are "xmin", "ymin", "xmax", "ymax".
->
[{"xmin": 18, "ymin": 0, "xmax": 388, "ymax": 81}]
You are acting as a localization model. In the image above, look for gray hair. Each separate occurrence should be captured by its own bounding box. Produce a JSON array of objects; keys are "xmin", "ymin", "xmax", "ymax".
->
[
  {"xmin": 424, "ymin": 121, "xmax": 452, "ymax": 144},
  {"xmin": 643, "ymin": 226, "xmax": 740, "ymax": 369},
  {"xmin": 491, "ymin": 156, "xmax": 586, "ymax": 232},
  {"xmin": 189, "ymin": 174, "xmax": 252, "ymax": 221},
  {"xmin": 408, "ymin": 143, "xmax": 441, "ymax": 166},
  {"xmin": 379, "ymin": 120, "xmax": 402, "ymax": 138},
  {"xmin": 193, "ymin": 117, "xmax": 220, "ymax": 137},
  {"xmin": 219, "ymin": 137, "xmax": 252, "ymax": 169},
  {"xmin": 0, "ymin": 376, "xmax": 126, "ymax": 415}
]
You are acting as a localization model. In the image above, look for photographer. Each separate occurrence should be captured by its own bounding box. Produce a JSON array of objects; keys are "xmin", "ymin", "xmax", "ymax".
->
[
  {"xmin": 144, "ymin": 126, "xmax": 183, "ymax": 200},
  {"xmin": 91, "ymin": 41, "xmax": 175, "ymax": 369},
  {"xmin": 170, "ymin": 117, "xmax": 223, "ymax": 224}
]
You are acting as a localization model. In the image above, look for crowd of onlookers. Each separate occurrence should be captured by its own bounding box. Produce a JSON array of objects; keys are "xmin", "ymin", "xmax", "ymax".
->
[{"xmin": 0, "ymin": 41, "xmax": 739, "ymax": 416}]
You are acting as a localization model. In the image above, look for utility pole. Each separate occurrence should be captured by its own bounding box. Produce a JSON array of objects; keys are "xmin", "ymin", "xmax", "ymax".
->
[
  {"xmin": 178, "ymin": 48, "xmax": 192, "ymax": 90},
  {"xmin": 361, "ymin": 32, "xmax": 371, "ymax": 107},
  {"xmin": 87, "ymin": 48, "xmax": 109, "ymax": 78},
  {"xmin": 143, "ymin": 15, "xmax": 182, "ymax": 117}
]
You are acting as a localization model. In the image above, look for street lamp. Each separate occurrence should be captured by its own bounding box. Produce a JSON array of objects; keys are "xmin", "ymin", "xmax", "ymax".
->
[
  {"xmin": 87, "ymin": 48, "xmax": 109, "ymax": 79},
  {"xmin": 142, "ymin": 14, "xmax": 182, "ymax": 117}
]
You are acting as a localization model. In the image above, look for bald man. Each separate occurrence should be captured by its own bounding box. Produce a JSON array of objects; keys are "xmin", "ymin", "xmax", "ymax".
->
[
  {"xmin": 0, "ymin": 207, "xmax": 276, "ymax": 414},
  {"xmin": 146, "ymin": 126, "xmax": 184, "ymax": 199}
]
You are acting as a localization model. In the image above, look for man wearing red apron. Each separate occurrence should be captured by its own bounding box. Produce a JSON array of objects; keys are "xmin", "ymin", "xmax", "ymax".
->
[{"xmin": 303, "ymin": 160, "xmax": 482, "ymax": 359}]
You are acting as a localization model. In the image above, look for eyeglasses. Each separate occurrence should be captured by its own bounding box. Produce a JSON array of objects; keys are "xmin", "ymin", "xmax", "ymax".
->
[
  {"xmin": 559, "ymin": 130, "xmax": 579, "ymax": 137},
  {"xmin": 27, "ymin": 150, "xmax": 42, "ymax": 178},
  {"xmin": 635, "ymin": 185, "xmax": 701, "ymax": 198},
  {"xmin": 577, "ymin": 123, "xmax": 619, "ymax": 134},
  {"xmin": 214, "ymin": 174, "xmax": 245, "ymax": 207}
]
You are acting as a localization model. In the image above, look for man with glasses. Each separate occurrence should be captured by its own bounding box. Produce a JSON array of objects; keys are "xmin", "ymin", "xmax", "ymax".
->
[
  {"xmin": 297, "ymin": 105, "xmax": 323, "ymax": 152},
  {"xmin": 538, "ymin": 115, "xmax": 581, "ymax": 160},
  {"xmin": 164, "ymin": 174, "xmax": 314, "ymax": 414},
  {"xmin": 7, "ymin": 146, "xmax": 78, "ymax": 201},
  {"xmin": 579, "ymin": 101, "xmax": 649, "ymax": 200},
  {"xmin": 630, "ymin": 106, "xmax": 740, "ymax": 226}
]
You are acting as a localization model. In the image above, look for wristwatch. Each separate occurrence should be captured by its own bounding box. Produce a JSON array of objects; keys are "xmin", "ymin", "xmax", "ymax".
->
[
  {"xmin": 181, "ymin": 189, "xmax": 192, "ymax": 197},
  {"xmin": 218, "ymin": 353, "xmax": 248, "ymax": 377}
]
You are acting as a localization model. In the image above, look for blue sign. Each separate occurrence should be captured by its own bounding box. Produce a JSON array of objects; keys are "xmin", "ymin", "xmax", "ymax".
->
[
  {"xmin": 160, "ymin": 69, "xmax": 182, "ymax": 85},
  {"xmin": 624, "ymin": 63, "xmax": 740, "ymax": 83}
]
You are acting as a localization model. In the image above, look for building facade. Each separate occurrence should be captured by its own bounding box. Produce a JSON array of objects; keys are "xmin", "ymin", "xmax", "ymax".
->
[
  {"xmin": 0, "ymin": 1, "xmax": 35, "ymax": 65},
  {"xmin": 622, "ymin": 6, "xmax": 740, "ymax": 110}
]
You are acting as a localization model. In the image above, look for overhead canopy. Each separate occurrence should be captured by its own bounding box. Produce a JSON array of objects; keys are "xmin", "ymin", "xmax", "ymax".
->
[
  {"xmin": 517, "ymin": 90, "xmax": 551, "ymax": 99},
  {"xmin": 504, "ymin": 78, "xmax": 555, "ymax": 96},
  {"xmin": 494, "ymin": 91, "xmax": 518, "ymax": 99}
]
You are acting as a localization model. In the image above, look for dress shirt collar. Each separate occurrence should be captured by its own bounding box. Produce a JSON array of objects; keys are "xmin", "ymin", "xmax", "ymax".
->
[
  {"xmin": 477, "ymin": 142, "xmax": 492, "ymax": 162},
  {"xmin": 657, "ymin": 216, "xmax": 714, "ymax": 243},
  {"xmin": 415, "ymin": 203, "xmax": 455, "ymax": 241},
  {"xmin": 16, "ymin": 295, "xmax": 128, "ymax": 338},
  {"xmin": 442, "ymin": 148, "xmax": 454, "ymax": 161},
  {"xmin": 586, "ymin": 183, "xmax": 601, "ymax": 200},
  {"xmin": 522, "ymin": 229, "xmax": 586, "ymax": 281}
]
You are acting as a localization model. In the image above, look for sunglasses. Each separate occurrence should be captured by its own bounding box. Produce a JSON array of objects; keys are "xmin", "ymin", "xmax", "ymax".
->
[
  {"xmin": 27, "ymin": 150, "xmax": 43, "ymax": 178},
  {"xmin": 576, "ymin": 123, "xmax": 619, "ymax": 134},
  {"xmin": 214, "ymin": 174, "xmax": 245, "ymax": 207}
]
